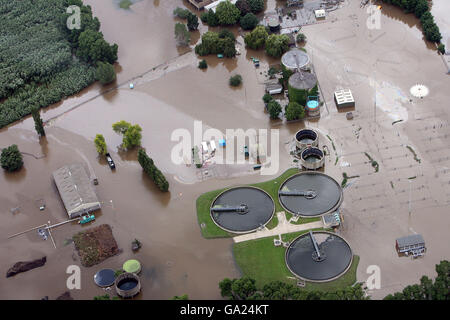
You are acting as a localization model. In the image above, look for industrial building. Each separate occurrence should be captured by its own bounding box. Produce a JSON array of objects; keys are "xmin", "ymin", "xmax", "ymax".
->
[
  {"xmin": 52, "ymin": 164, "xmax": 101, "ymax": 219},
  {"xmin": 281, "ymin": 49, "xmax": 310, "ymax": 71},
  {"xmin": 396, "ymin": 234, "xmax": 426, "ymax": 258}
]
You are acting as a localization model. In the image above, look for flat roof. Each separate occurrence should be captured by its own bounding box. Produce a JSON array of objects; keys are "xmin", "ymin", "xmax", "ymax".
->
[
  {"xmin": 334, "ymin": 89, "xmax": 355, "ymax": 105},
  {"xmin": 396, "ymin": 234, "xmax": 425, "ymax": 248},
  {"xmin": 52, "ymin": 164, "xmax": 100, "ymax": 218}
]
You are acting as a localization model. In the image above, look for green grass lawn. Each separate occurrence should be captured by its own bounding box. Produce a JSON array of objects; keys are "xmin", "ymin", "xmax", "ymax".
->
[
  {"xmin": 196, "ymin": 168, "xmax": 319, "ymax": 238},
  {"xmin": 119, "ymin": 0, "xmax": 133, "ymax": 9},
  {"xmin": 233, "ymin": 230, "xmax": 360, "ymax": 291}
]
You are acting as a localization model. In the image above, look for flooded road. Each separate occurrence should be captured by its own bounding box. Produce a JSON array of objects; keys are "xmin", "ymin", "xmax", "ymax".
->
[{"xmin": 1, "ymin": 0, "xmax": 449, "ymax": 299}]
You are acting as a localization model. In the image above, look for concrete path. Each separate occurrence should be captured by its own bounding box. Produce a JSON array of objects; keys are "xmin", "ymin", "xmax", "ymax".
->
[{"xmin": 233, "ymin": 212, "xmax": 324, "ymax": 243}]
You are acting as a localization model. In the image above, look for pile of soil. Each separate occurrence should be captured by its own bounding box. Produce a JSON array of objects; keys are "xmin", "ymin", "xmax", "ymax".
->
[
  {"xmin": 73, "ymin": 224, "xmax": 119, "ymax": 267},
  {"xmin": 6, "ymin": 256, "xmax": 46, "ymax": 278}
]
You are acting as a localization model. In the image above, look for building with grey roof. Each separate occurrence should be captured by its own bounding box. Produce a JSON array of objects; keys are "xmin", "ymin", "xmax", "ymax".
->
[{"xmin": 52, "ymin": 164, "xmax": 101, "ymax": 219}]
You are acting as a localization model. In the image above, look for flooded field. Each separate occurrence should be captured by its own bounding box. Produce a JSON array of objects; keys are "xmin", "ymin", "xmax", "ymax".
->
[{"xmin": 1, "ymin": 0, "xmax": 449, "ymax": 299}]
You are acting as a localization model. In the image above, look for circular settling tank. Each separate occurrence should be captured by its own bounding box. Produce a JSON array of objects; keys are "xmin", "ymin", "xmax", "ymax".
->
[
  {"xmin": 281, "ymin": 49, "xmax": 310, "ymax": 71},
  {"xmin": 286, "ymin": 231, "xmax": 353, "ymax": 282},
  {"xmin": 210, "ymin": 187, "xmax": 275, "ymax": 233},
  {"xmin": 115, "ymin": 272, "xmax": 141, "ymax": 298},
  {"xmin": 300, "ymin": 148, "xmax": 324, "ymax": 170},
  {"xmin": 94, "ymin": 269, "xmax": 116, "ymax": 288},
  {"xmin": 123, "ymin": 259, "xmax": 141, "ymax": 274},
  {"xmin": 295, "ymin": 129, "xmax": 318, "ymax": 150},
  {"xmin": 278, "ymin": 172, "xmax": 342, "ymax": 217}
]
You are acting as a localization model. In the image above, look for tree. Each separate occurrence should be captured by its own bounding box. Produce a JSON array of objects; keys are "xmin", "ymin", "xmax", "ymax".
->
[
  {"xmin": 285, "ymin": 102, "xmax": 305, "ymax": 121},
  {"xmin": 235, "ymin": 0, "xmax": 251, "ymax": 16},
  {"xmin": 206, "ymin": 9, "xmax": 219, "ymax": 27},
  {"xmin": 296, "ymin": 33, "xmax": 306, "ymax": 43},
  {"xmin": 247, "ymin": 0, "xmax": 264, "ymax": 13},
  {"xmin": 112, "ymin": 121, "xmax": 142, "ymax": 149},
  {"xmin": 1, "ymin": 145, "xmax": 23, "ymax": 172},
  {"xmin": 414, "ymin": 0, "xmax": 428, "ymax": 18},
  {"xmin": 123, "ymin": 124, "xmax": 142, "ymax": 149},
  {"xmin": 229, "ymin": 74, "xmax": 242, "ymax": 86},
  {"xmin": 265, "ymin": 34, "xmax": 290, "ymax": 58},
  {"xmin": 112, "ymin": 120, "xmax": 131, "ymax": 134},
  {"xmin": 219, "ymin": 29, "xmax": 235, "ymax": 42},
  {"xmin": 267, "ymin": 100, "xmax": 281, "ymax": 119},
  {"xmin": 384, "ymin": 260, "xmax": 449, "ymax": 300},
  {"xmin": 198, "ymin": 59, "xmax": 208, "ymax": 69},
  {"xmin": 262, "ymin": 93, "xmax": 273, "ymax": 104},
  {"xmin": 244, "ymin": 25, "xmax": 268, "ymax": 49},
  {"xmin": 174, "ymin": 22, "xmax": 191, "ymax": 46},
  {"xmin": 231, "ymin": 277, "xmax": 257, "ymax": 300},
  {"xmin": 31, "ymin": 107, "xmax": 45, "ymax": 137},
  {"xmin": 94, "ymin": 134, "xmax": 107, "ymax": 155},
  {"xmin": 95, "ymin": 61, "xmax": 116, "ymax": 85},
  {"xmin": 173, "ymin": 7, "xmax": 190, "ymax": 19},
  {"xmin": 222, "ymin": 38, "xmax": 237, "ymax": 58},
  {"xmin": 240, "ymin": 13, "xmax": 258, "ymax": 30},
  {"xmin": 187, "ymin": 12, "xmax": 199, "ymax": 31},
  {"xmin": 138, "ymin": 148, "xmax": 169, "ymax": 192},
  {"xmin": 200, "ymin": 12, "xmax": 209, "ymax": 23},
  {"xmin": 216, "ymin": 1, "xmax": 241, "ymax": 25},
  {"xmin": 219, "ymin": 278, "xmax": 233, "ymax": 298},
  {"xmin": 77, "ymin": 29, "xmax": 118, "ymax": 64}
]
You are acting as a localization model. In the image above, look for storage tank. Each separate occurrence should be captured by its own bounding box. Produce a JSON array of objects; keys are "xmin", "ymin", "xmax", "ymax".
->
[
  {"xmin": 295, "ymin": 129, "xmax": 319, "ymax": 150},
  {"xmin": 115, "ymin": 272, "xmax": 141, "ymax": 298}
]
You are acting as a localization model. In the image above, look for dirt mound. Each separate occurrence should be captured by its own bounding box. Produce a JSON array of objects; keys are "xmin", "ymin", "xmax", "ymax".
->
[
  {"xmin": 6, "ymin": 256, "xmax": 46, "ymax": 278},
  {"xmin": 73, "ymin": 224, "xmax": 119, "ymax": 267}
]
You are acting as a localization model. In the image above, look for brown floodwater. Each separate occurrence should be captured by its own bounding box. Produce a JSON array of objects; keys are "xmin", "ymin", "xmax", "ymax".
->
[{"xmin": 1, "ymin": 0, "xmax": 449, "ymax": 300}]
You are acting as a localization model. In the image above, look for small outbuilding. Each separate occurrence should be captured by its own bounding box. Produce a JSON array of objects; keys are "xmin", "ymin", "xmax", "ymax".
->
[
  {"xmin": 334, "ymin": 89, "xmax": 355, "ymax": 109},
  {"xmin": 314, "ymin": 9, "xmax": 326, "ymax": 19},
  {"xmin": 52, "ymin": 164, "xmax": 101, "ymax": 219}
]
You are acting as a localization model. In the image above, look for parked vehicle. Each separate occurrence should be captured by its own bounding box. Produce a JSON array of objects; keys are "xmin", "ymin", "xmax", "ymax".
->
[{"xmin": 105, "ymin": 153, "xmax": 116, "ymax": 169}]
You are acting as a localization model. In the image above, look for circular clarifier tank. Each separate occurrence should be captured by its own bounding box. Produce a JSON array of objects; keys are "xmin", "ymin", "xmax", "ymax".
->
[
  {"xmin": 210, "ymin": 187, "xmax": 275, "ymax": 233},
  {"xmin": 301, "ymin": 147, "xmax": 324, "ymax": 170},
  {"xmin": 285, "ymin": 231, "xmax": 353, "ymax": 282},
  {"xmin": 278, "ymin": 172, "xmax": 342, "ymax": 217},
  {"xmin": 295, "ymin": 129, "xmax": 318, "ymax": 150}
]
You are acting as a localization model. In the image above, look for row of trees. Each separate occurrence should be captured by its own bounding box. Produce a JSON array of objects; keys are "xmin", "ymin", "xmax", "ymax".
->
[
  {"xmin": 384, "ymin": 260, "xmax": 449, "ymax": 300},
  {"xmin": 219, "ymin": 277, "xmax": 368, "ymax": 300},
  {"xmin": 200, "ymin": 0, "xmax": 263, "ymax": 28},
  {"xmin": 195, "ymin": 30, "xmax": 236, "ymax": 57},
  {"xmin": 244, "ymin": 26, "xmax": 290, "ymax": 58},
  {"xmin": 380, "ymin": 0, "xmax": 442, "ymax": 42},
  {"xmin": 138, "ymin": 148, "xmax": 169, "ymax": 192}
]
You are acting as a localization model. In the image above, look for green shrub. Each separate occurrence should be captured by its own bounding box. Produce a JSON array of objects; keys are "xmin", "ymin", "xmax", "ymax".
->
[
  {"xmin": 229, "ymin": 74, "xmax": 243, "ymax": 87},
  {"xmin": 438, "ymin": 43, "xmax": 445, "ymax": 54},
  {"xmin": 219, "ymin": 29, "xmax": 236, "ymax": 41},
  {"xmin": 236, "ymin": 0, "xmax": 251, "ymax": 16},
  {"xmin": 1, "ymin": 145, "xmax": 23, "ymax": 172},
  {"xmin": 31, "ymin": 107, "xmax": 45, "ymax": 137},
  {"xmin": 175, "ymin": 22, "xmax": 191, "ymax": 46},
  {"xmin": 265, "ymin": 34, "xmax": 290, "ymax": 58},
  {"xmin": 296, "ymin": 33, "xmax": 306, "ymax": 43},
  {"xmin": 173, "ymin": 7, "xmax": 190, "ymax": 19},
  {"xmin": 244, "ymin": 25, "xmax": 268, "ymax": 49},
  {"xmin": 247, "ymin": 0, "xmax": 264, "ymax": 13},
  {"xmin": 94, "ymin": 134, "xmax": 107, "ymax": 155},
  {"xmin": 206, "ymin": 9, "xmax": 220, "ymax": 27},
  {"xmin": 262, "ymin": 93, "xmax": 273, "ymax": 104},
  {"xmin": 119, "ymin": 0, "xmax": 132, "ymax": 9},
  {"xmin": 285, "ymin": 102, "xmax": 305, "ymax": 121},
  {"xmin": 198, "ymin": 59, "xmax": 208, "ymax": 69},
  {"xmin": 240, "ymin": 13, "xmax": 259, "ymax": 30},
  {"xmin": 216, "ymin": 1, "xmax": 241, "ymax": 25},
  {"xmin": 187, "ymin": 12, "xmax": 199, "ymax": 31},
  {"xmin": 267, "ymin": 100, "xmax": 281, "ymax": 119},
  {"xmin": 96, "ymin": 62, "xmax": 116, "ymax": 85}
]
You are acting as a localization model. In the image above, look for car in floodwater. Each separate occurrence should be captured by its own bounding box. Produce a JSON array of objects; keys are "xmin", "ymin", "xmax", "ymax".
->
[{"xmin": 105, "ymin": 153, "xmax": 116, "ymax": 170}]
